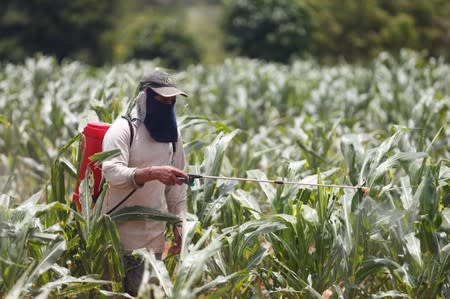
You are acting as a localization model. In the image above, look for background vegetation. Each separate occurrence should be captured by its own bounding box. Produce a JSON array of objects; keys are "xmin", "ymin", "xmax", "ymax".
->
[
  {"xmin": 0, "ymin": 0, "xmax": 119, "ymax": 65},
  {"xmin": 1, "ymin": 0, "xmax": 450, "ymax": 67},
  {"xmin": 222, "ymin": 0, "xmax": 312, "ymax": 63}
]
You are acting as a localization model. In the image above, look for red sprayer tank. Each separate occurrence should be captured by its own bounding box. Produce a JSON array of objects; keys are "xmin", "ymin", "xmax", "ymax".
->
[{"xmin": 73, "ymin": 121, "xmax": 111, "ymax": 210}]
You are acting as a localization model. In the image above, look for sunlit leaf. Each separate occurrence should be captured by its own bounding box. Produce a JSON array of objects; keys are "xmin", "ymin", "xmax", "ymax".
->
[{"xmin": 109, "ymin": 205, "xmax": 180, "ymax": 223}]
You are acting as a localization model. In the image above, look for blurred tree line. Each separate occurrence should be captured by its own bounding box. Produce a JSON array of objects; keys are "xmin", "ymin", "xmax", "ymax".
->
[
  {"xmin": 0, "ymin": 0, "xmax": 449, "ymax": 68},
  {"xmin": 0, "ymin": 0, "xmax": 118, "ymax": 65},
  {"xmin": 223, "ymin": 0, "xmax": 450, "ymax": 63}
]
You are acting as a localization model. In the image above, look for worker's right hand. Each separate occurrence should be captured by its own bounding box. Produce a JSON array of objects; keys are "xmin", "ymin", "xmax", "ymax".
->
[
  {"xmin": 134, "ymin": 165, "xmax": 188, "ymax": 186},
  {"xmin": 147, "ymin": 166, "xmax": 188, "ymax": 186}
]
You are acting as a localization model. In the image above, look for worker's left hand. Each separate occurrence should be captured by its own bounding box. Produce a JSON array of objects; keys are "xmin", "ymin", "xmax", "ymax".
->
[{"xmin": 168, "ymin": 223, "xmax": 182, "ymax": 255}]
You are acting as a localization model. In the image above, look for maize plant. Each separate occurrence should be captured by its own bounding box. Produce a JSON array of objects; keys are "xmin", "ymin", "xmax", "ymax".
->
[{"xmin": 0, "ymin": 50, "xmax": 449, "ymax": 298}]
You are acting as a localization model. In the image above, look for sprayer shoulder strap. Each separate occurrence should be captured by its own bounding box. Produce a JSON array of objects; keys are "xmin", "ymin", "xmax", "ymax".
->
[
  {"xmin": 94, "ymin": 114, "xmax": 135, "ymax": 203},
  {"xmin": 121, "ymin": 114, "xmax": 135, "ymax": 146}
]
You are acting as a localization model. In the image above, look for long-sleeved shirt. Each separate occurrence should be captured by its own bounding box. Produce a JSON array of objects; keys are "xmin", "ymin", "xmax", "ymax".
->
[{"xmin": 101, "ymin": 95, "xmax": 186, "ymax": 253}]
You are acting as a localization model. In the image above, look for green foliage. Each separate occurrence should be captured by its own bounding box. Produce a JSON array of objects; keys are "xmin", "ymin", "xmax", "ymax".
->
[
  {"xmin": 222, "ymin": 0, "xmax": 312, "ymax": 63},
  {"xmin": 0, "ymin": 52, "xmax": 449, "ymax": 297},
  {"xmin": 0, "ymin": 134, "xmax": 187, "ymax": 297},
  {"xmin": 184, "ymin": 4, "xmax": 226, "ymax": 64},
  {"xmin": 114, "ymin": 9, "xmax": 202, "ymax": 70},
  {"xmin": 0, "ymin": 190, "xmax": 113, "ymax": 297},
  {"xmin": 0, "ymin": 56, "xmax": 145, "ymax": 196},
  {"xmin": 221, "ymin": 0, "xmax": 450, "ymax": 63},
  {"xmin": 110, "ymin": 206, "xmax": 180, "ymax": 223},
  {"xmin": 2, "ymin": 0, "xmax": 450, "ymax": 66},
  {"xmin": 0, "ymin": 0, "xmax": 119, "ymax": 65},
  {"xmin": 306, "ymin": 0, "xmax": 450, "ymax": 62}
]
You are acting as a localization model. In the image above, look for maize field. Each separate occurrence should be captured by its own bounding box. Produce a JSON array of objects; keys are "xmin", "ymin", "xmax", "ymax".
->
[{"xmin": 0, "ymin": 50, "xmax": 449, "ymax": 298}]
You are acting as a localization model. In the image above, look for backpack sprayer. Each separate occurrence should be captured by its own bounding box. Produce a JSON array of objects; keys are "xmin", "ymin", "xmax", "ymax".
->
[{"xmin": 73, "ymin": 122, "xmax": 111, "ymax": 210}]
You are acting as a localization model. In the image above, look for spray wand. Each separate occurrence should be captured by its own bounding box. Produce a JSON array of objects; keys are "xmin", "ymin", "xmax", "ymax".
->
[
  {"xmin": 107, "ymin": 173, "xmax": 368, "ymax": 215},
  {"xmin": 180, "ymin": 174, "xmax": 369, "ymax": 195}
]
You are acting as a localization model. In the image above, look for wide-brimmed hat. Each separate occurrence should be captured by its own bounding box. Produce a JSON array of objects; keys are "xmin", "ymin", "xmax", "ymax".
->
[{"xmin": 139, "ymin": 70, "xmax": 188, "ymax": 97}]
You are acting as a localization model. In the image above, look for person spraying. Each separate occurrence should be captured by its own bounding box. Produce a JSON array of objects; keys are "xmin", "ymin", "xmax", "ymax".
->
[{"xmin": 101, "ymin": 70, "xmax": 188, "ymax": 296}]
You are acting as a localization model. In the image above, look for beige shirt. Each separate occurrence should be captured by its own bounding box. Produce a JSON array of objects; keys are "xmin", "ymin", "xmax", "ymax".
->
[{"xmin": 101, "ymin": 95, "xmax": 186, "ymax": 253}]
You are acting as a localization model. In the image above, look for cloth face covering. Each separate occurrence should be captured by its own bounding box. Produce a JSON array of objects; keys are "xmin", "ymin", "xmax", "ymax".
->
[{"xmin": 144, "ymin": 89, "xmax": 178, "ymax": 143}]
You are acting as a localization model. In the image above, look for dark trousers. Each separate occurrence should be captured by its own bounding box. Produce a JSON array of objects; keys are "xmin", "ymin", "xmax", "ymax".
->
[{"xmin": 123, "ymin": 252, "xmax": 162, "ymax": 296}]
